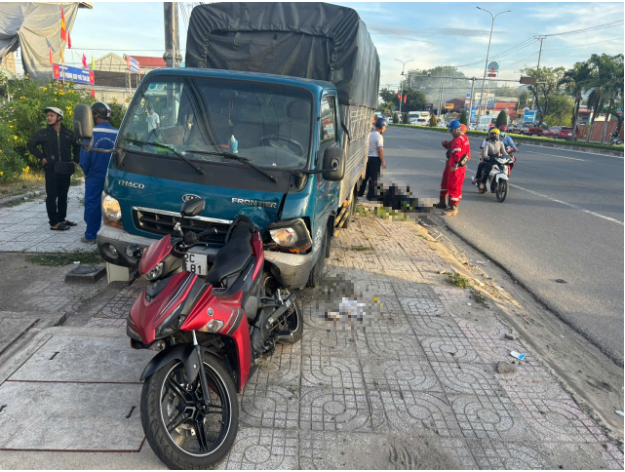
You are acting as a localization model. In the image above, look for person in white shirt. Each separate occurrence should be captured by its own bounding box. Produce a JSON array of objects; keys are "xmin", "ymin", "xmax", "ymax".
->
[
  {"xmin": 146, "ymin": 106, "xmax": 160, "ymax": 140},
  {"xmin": 358, "ymin": 118, "xmax": 387, "ymax": 201}
]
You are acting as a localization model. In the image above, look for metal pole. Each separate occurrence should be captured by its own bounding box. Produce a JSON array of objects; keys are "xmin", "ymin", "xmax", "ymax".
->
[
  {"xmin": 536, "ymin": 36, "xmax": 545, "ymax": 69},
  {"xmin": 399, "ymin": 78, "xmax": 404, "ymax": 114},
  {"xmin": 468, "ymin": 77, "xmax": 476, "ymax": 124},
  {"xmin": 474, "ymin": 8, "xmax": 512, "ymax": 128},
  {"xmin": 395, "ymin": 58, "xmax": 414, "ymax": 116}
]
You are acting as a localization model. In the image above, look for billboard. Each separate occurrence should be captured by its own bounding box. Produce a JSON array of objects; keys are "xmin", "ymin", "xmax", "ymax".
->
[
  {"xmin": 487, "ymin": 62, "xmax": 499, "ymax": 78},
  {"xmin": 470, "ymin": 106, "xmax": 477, "ymax": 123},
  {"xmin": 52, "ymin": 64, "xmax": 95, "ymax": 85},
  {"xmin": 126, "ymin": 56, "xmax": 140, "ymax": 74},
  {"xmin": 523, "ymin": 110, "xmax": 538, "ymax": 122}
]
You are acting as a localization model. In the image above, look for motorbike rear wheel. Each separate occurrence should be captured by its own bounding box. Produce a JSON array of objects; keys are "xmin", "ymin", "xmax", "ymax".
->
[
  {"xmin": 276, "ymin": 293, "xmax": 304, "ymax": 344},
  {"xmin": 141, "ymin": 353, "xmax": 238, "ymax": 470},
  {"xmin": 496, "ymin": 180, "xmax": 508, "ymax": 202}
]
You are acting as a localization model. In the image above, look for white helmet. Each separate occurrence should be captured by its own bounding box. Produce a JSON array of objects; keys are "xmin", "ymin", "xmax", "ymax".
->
[{"xmin": 44, "ymin": 106, "xmax": 64, "ymax": 119}]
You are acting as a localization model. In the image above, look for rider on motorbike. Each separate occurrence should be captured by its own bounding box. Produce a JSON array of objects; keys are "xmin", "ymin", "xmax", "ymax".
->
[
  {"xmin": 499, "ymin": 125, "xmax": 518, "ymax": 171},
  {"xmin": 473, "ymin": 128, "xmax": 508, "ymax": 189}
]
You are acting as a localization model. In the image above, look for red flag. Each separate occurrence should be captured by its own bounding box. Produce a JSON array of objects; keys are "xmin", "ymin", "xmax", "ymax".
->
[
  {"xmin": 68, "ymin": 31, "xmax": 71, "ymax": 49},
  {"xmin": 60, "ymin": 7, "xmax": 67, "ymax": 41},
  {"xmin": 90, "ymin": 89, "xmax": 96, "ymax": 98},
  {"xmin": 82, "ymin": 54, "xmax": 87, "ymax": 69},
  {"xmin": 403, "ymin": 94, "xmax": 407, "ymax": 104},
  {"xmin": 49, "ymin": 47, "xmax": 53, "ymax": 65},
  {"xmin": 397, "ymin": 93, "xmax": 401, "ymax": 100}
]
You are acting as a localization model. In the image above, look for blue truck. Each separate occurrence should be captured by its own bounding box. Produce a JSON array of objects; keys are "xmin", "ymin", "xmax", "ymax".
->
[{"xmin": 96, "ymin": 2, "xmax": 380, "ymax": 289}]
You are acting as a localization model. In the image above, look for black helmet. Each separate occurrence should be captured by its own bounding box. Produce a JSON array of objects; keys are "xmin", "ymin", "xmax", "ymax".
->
[{"xmin": 92, "ymin": 101, "xmax": 111, "ymax": 120}]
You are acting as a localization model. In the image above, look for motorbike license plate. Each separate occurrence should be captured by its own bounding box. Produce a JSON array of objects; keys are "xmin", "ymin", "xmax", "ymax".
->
[{"xmin": 184, "ymin": 252, "xmax": 208, "ymax": 276}]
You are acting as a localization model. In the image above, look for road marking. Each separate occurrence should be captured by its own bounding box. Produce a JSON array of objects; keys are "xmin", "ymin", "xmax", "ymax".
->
[
  {"xmin": 466, "ymin": 170, "xmax": 624, "ymax": 226},
  {"xmin": 524, "ymin": 150, "xmax": 585, "ymax": 161},
  {"xmin": 523, "ymin": 143, "xmax": 624, "ymax": 159}
]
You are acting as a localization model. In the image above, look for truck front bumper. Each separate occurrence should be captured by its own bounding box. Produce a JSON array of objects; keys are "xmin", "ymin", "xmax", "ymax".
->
[
  {"xmin": 97, "ymin": 225, "xmax": 157, "ymax": 270},
  {"xmin": 264, "ymin": 250, "xmax": 314, "ymax": 290}
]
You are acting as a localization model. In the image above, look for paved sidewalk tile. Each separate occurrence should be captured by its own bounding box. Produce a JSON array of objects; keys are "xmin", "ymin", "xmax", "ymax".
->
[{"xmin": 0, "ymin": 186, "xmax": 92, "ymax": 253}]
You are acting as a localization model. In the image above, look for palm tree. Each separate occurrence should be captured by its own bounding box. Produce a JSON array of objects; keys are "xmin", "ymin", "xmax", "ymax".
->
[
  {"xmin": 585, "ymin": 54, "xmax": 624, "ymax": 143},
  {"xmin": 560, "ymin": 61, "xmax": 594, "ymax": 141}
]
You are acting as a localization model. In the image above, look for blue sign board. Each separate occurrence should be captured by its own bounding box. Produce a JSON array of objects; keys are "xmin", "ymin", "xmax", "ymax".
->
[
  {"xmin": 52, "ymin": 64, "xmax": 94, "ymax": 85},
  {"xmin": 523, "ymin": 110, "xmax": 537, "ymax": 122},
  {"xmin": 126, "ymin": 56, "xmax": 140, "ymax": 74},
  {"xmin": 470, "ymin": 106, "xmax": 477, "ymax": 123}
]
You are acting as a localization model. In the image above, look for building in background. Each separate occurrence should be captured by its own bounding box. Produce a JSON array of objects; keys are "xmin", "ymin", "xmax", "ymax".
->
[{"xmin": 95, "ymin": 53, "xmax": 165, "ymax": 73}]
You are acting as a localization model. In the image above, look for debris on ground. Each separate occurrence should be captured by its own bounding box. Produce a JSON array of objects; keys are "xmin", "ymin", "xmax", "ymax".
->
[
  {"xmin": 504, "ymin": 333, "xmax": 516, "ymax": 341},
  {"xmin": 510, "ymin": 351, "xmax": 526, "ymax": 361},
  {"xmin": 496, "ymin": 361, "xmax": 517, "ymax": 374}
]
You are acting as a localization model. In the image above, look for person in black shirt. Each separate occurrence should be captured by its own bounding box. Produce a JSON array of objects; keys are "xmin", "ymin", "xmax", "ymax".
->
[{"xmin": 27, "ymin": 106, "xmax": 81, "ymax": 231}]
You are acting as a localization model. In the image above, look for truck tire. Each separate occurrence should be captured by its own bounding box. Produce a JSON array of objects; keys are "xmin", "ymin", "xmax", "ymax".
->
[{"xmin": 306, "ymin": 229, "xmax": 327, "ymax": 288}]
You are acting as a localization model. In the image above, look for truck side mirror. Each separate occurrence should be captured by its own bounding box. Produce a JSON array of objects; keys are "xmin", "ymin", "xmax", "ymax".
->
[
  {"xmin": 181, "ymin": 198, "xmax": 206, "ymax": 217},
  {"xmin": 73, "ymin": 104, "xmax": 93, "ymax": 140},
  {"xmin": 322, "ymin": 147, "xmax": 345, "ymax": 181}
]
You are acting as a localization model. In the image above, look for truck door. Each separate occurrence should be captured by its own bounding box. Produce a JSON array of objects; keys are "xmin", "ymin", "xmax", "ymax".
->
[{"xmin": 313, "ymin": 93, "xmax": 339, "ymax": 255}]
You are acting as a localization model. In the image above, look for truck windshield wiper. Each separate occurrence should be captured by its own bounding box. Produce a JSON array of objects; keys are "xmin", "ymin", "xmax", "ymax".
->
[
  {"xmin": 184, "ymin": 149, "xmax": 278, "ymax": 183},
  {"xmin": 123, "ymin": 138, "xmax": 206, "ymax": 175}
]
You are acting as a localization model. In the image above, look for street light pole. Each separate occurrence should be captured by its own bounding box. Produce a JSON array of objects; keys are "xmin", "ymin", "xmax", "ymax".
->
[
  {"xmin": 395, "ymin": 58, "xmax": 414, "ymax": 116},
  {"xmin": 474, "ymin": 7, "xmax": 512, "ymax": 128}
]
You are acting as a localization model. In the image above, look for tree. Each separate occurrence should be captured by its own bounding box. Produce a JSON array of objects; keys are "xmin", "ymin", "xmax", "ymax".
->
[
  {"xmin": 429, "ymin": 114, "xmax": 437, "ymax": 127},
  {"xmin": 109, "ymin": 100, "xmax": 127, "ymax": 130},
  {"xmin": 392, "ymin": 112, "xmax": 399, "ymax": 124},
  {"xmin": 379, "ymin": 88, "xmax": 397, "ymax": 104},
  {"xmin": 592, "ymin": 54, "xmax": 624, "ymax": 144},
  {"xmin": 518, "ymin": 91, "xmax": 529, "ymax": 109},
  {"xmin": 520, "ymin": 66, "xmax": 566, "ymax": 127},
  {"xmin": 459, "ymin": 110, "xmax": 468, "ymax": 126},
  {"xmin": 559, "ymin": 60, "xmax": 595, "ymax": 141},
  {"xmin": 402, "ymin": 112, "xmax": 409, "ymax": 126},
  {"xmin": 541, "ymin": 95, "xmax": 574, "ymax": 127},
  {"xmin": 495, "ymin": 110, "xmax": 507, "ymax": 128}
]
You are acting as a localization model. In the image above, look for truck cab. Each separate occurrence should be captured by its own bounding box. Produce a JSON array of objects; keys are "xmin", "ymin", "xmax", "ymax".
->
[{"xmin": 97, "ymin": 68, "xmax": 360, "ymax": 289}]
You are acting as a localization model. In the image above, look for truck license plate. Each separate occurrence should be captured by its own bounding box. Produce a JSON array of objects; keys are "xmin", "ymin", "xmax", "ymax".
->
[{"xmin": 184, "ymin": 252, "xmax": 208, "ymax": 276}]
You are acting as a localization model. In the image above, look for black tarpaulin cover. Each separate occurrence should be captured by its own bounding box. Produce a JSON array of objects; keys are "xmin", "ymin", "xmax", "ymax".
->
[{"xmin": 185, "ymin": 2, "xmax": 380, "ymax": 109}]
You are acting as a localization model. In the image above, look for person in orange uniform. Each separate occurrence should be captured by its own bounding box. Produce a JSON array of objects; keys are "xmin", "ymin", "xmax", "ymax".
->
[{"xmin": 436, "ymin": 120, "xmax": 470, "ymax": 216}]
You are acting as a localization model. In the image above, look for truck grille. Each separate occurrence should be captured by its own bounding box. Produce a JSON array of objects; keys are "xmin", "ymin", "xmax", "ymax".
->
[{"xmin": 132, "ymin": 207, "xmax": 231, "ymax": 244}]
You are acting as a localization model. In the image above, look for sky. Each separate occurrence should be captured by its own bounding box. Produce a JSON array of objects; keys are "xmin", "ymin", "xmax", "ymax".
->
[{"xmin": 50, "ymin": 1, "xmax": 625, "ymax": 101}]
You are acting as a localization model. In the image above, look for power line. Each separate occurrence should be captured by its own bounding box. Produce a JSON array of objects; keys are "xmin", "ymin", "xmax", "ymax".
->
[
  {"xmin": 544, "ymin": 19, "xmax": 624, "ymax": 37},
  {"xmin": 451, "ymin": 37, "xmax": 538, "ymax": 68},
  {"xmin": 542, "ymin": 36, "xmax": 624, "ymax": 52}
]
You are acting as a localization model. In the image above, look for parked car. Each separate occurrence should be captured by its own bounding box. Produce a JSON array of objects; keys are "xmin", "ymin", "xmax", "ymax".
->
[
  {"xmin": 543, "ymin": 126, "xmax": 574, "ymax": 140},
  {"xmin": 524, "ymin": 124, "xmax": 545, "ymax": 136},
  {"xmin": 469, "ymin": 123, "xmax": 477, "ymax": 130},
  {"xmin": 415, "ymin": 118, "xmax": 428, "ymax": 126},
  {"xmin": 510, "ymin": 122, "xmax": 536, "ymax": 134}
]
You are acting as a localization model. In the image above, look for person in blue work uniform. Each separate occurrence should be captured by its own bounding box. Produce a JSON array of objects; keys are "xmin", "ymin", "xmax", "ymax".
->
[{"xmin": 80, "ymin": 102, "xmax": 118, "ymax": 244}]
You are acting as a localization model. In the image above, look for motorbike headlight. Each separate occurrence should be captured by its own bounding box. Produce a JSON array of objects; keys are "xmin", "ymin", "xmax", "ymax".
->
[
  {"xmin": 267, "ymin": 219, "xmax": 312, "ymax": 253},
  {"xmin": 143, "ymin": 262, "xmax": 164, "ymax": 281},
  {"xmin": 199, "ymin": 319, "xmax": 224, "ymax": 333},
  {"xmin": 103, "ymin": 194, "xmax": 122, "ymax": 222}
]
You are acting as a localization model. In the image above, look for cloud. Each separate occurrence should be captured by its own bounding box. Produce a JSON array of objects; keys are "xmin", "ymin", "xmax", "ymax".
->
[{"xmin": 368, "ymin": 23, "xmax": 504, "ymax": 40}]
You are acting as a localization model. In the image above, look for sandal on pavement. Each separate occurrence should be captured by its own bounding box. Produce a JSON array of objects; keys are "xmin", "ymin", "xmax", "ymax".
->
[
  {"xmin": 62, "ymin": 220, "xmax": 78, "ymax": 227},
  {"xmin": 50, "ymin": 223, "xmax": 70, "ymax": 231}
]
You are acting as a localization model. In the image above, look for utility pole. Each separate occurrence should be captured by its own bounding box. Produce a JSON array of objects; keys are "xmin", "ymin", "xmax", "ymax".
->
[
  {"xmin": 395, "ymin": 58, "xmax": 414, "ymax": 115},
  {"xmin": 438, "ymin": 78, "xmax": 446, "ymax": 116},
  {"xmin": 474, "ymin": 7, "xmax": 512, "ymax": 128},
  {"xmin": 468, "ymin": 77, "xmax": 476, "ymax": 124},
  {"xmin": 536, "ymin": 36, "xmax": 546, "ymax": 69},
  {"xmin": 163, "ymin": 2, "xmax": 183, "ymax": 68}
]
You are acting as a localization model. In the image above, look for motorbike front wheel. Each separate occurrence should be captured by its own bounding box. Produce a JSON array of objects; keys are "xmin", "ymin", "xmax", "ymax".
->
[
  {"xmin": 141, "ymin": 353, "xmax": 239, "ymax": 470},
  {"xmin": 496, "ymin": 180, "xmax": 508, "ymax": 202}
]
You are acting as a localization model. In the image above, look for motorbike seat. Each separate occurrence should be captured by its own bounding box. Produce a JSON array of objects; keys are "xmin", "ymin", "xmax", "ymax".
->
[{"xmin": 205, "ymin": 217, "xmax": 255, "ymax": 287}]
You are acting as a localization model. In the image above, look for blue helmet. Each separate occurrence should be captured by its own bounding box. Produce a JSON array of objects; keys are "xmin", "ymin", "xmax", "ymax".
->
[
  {"xmin": 375, "ymin": 117, "xmax": 388, "ymax": 129},
  {"xmin": 448, "ymin": 120, "xmax": 462, "ymax": 131}
]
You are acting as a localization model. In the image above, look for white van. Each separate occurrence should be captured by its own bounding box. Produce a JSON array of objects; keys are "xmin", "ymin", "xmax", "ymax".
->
[{"xmin": 476, "ymin": 115, "xmax": 496, "ymax": 132}]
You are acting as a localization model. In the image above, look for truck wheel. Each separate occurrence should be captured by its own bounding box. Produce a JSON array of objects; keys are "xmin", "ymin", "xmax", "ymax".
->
[{"xmin": 306, "ymin": 229, "xmax": 327, "ymax": 288}]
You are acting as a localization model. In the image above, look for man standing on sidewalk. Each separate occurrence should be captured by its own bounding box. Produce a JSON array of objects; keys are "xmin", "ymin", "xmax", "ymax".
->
[
  {"xmin": 27, "ymin": 107, "xmax": 80, "ymax": 231},
  {"xmin": 435, "ymin": 123, "xmax": 468, "ymax": 211},
  {"xmin": 437, "ymin": 120, "xmax": 470, "ymax": 216},
  {"xmin": 146, "ymin": 106, "xmax": 160, "ymax": 141},
  {"xmin": 80, "ymin": 102, "xmax": 118, "ymax": 244},
  {"xmin": 358, "ymin": 117, "xmax": 387, "ymax": 201}
]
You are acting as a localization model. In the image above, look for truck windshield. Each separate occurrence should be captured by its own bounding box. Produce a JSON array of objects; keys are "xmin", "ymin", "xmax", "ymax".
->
[{"xmin": 119, "ymin": 77, "xmax": 313, "ymax": 170}]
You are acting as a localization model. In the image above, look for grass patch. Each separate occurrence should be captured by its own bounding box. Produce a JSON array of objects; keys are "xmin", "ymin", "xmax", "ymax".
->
[
  {"xmin": 353, "ymin": 203, "xmax": 370, "ymax": 217},
  {"xmin": 448, "ymin": 271, "xmax": 471, "ymax": 288},
  {"xmin": 25, "ymin": 249, "xmax": 102, "ymax": 267},
  {"xmin": 351, "ymin": 245, "xmax": 374, "ymax": 252},
  {"xmin": 471, "ymin": 289, "xmax": 487, "ymax": 305}
]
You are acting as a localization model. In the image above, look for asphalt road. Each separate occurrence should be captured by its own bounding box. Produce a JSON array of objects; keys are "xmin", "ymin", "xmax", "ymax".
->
[{"xmin": 380, "ymin": 126, "xmax": 624, "ymax": 366}]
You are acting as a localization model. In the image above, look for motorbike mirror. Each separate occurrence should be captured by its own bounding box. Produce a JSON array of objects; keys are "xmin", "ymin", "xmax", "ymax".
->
[
  {"xmin": 73, "ymin": 104, "xmax": 93, "ymax": 140},
  {"xmin": 180, "ymin": 198, "xmax": 206, "ymax": 218}
]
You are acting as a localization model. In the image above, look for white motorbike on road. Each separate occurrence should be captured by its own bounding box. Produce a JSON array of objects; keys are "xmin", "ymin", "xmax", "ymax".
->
[{"xmin": 476, "ymin": 146, "xmax": 518, "ymax": 203}]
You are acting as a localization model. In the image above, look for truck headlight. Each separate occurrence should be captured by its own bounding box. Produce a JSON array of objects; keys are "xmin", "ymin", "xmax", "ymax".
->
[
  {"xmin": 102, "ymin": 194, "xmax": 123, "ymax": 229},
  {"xmin": 267, "ymin": 219, "xmax": 312, "ymax": 253}
]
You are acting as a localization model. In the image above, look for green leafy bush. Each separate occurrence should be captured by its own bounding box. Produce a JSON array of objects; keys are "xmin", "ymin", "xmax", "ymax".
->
[
  {"xmin": 108, "ymin": 100, "xmax": 127, "ymax": 130},
  {"xmin": 0, "ymin": 75, "xmax": 94, "ymax": 174}
]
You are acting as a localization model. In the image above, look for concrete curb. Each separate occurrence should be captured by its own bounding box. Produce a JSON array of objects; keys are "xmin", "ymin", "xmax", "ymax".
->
[{"xmin": 388, "ymin": 124, "xmax": 624, "ymax": 157}]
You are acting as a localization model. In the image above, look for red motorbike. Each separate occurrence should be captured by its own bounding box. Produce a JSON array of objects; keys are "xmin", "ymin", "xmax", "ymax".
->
[{"xmin": 127, "ymin": 198, "xmax": 303, "ymax": 469}]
